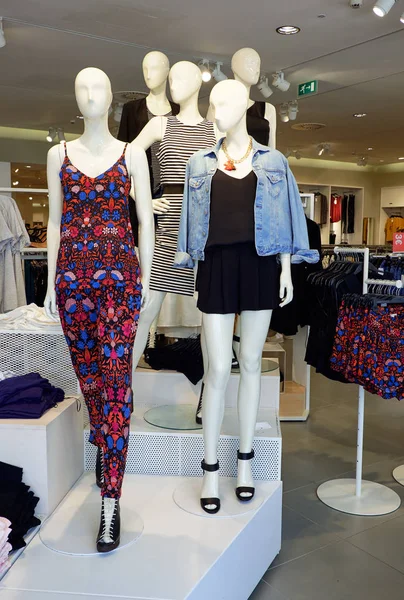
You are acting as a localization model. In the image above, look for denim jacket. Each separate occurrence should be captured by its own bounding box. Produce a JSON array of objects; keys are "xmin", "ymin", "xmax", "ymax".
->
[{"xmin": 174, "ymin": 138, "xmax": 319, "ymax": 268}]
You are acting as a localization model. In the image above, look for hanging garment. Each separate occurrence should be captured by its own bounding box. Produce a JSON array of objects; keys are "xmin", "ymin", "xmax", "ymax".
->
[
  {"xmin": 330, "ymin": 294, "xmax": 404, "ymax": 399},
  {"xmin": 313, "ymin": 193, "xmax": 328, "ymax": 227},
  {"xmin": 0, "ymin": 372, "xmax": 64, "ymax": 418},
  {"xmin": 341, "ymin": 195, "xmax": 348, "ymax": 234},
  {"xmin": 246, "ymin": 101, "xmax": 270, "ymax": 146},
  {"xmin": 55, "ymin": 142, "xmax": 142, "ymax": 500},
  {"xmin": 270, "ymin": 217, "xmax": 322, "ymax": 336},
  {"xmin": 385, "ymin": 216, "xmax": 404, "ymax": 243},
  {"xmin": 0, "ymin": 195, "xmax": 30, "ymax": 313},
  {"xmin": 151, "ymin": 116, "xmax": 217, "ymax": 296},
  {"xmin": 175, "ymin": 139, "xmax": 319, "ymax": 268},
  {"xmin": 347, "ymin": 194, "xmax": 355, "ymax": 234},
  {"xmin": 144, "ymin": 335, "xmax": 204, "ymax": 385},
  {"xmin": 330, "ymin": 194, "xmax": 342, "ymax": 223},
  {"xmin": 0, "ymin": 461, "xmax": 41, "ymax": 551}
]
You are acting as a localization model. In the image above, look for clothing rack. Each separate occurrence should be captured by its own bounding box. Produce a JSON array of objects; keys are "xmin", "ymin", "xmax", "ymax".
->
[{"xmin": 317, "ymin": 246, "xmax": 401, "ymax": 516}]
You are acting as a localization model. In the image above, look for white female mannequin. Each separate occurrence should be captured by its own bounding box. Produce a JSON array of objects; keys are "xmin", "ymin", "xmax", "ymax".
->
[
  {"xmin": 200, "ymin": 80, "xmax": 292, "ymax": 512},
  {"xmin": 143, "ymin": 51, "xmax": 172, "ymax": 116},
  {"xmin": 130, "ymin": 61, "xmax": 214, "ymax": 380},
  {"xmin": 231, "ymin": 48, "xmax": 277, "ymax": 150},
  {"xmin": 44, "ymin": 67, "xmax": 154, "ymax": 552}
]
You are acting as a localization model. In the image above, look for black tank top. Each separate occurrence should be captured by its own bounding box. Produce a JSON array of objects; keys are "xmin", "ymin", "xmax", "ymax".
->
[
  {"xmin": 247, "ymin": 101, "xmax": 270, "ymax": 146},
  {"xmin": 207, "ymin": 169, "xmax": 257, "ymax": 248}
]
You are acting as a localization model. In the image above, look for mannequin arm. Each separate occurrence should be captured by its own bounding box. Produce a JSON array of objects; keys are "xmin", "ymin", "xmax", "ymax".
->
[
  {"xmin": 279, "ymin": 253, "xmax": 293, "ymax": 307},
  {"xmin": 44, "ymin": 144, "xmax": 64, "ymax": 321},
  {"xmin": 264, "ymin": 103, "xmax": 277, "ymax": 150},
  {"xmin": 132, "ymin": 116, "xmax": 165, "ymax": 151},
  {"xmin": 129, "ymin": 144, "xmax": 155, "ymax": 310}
]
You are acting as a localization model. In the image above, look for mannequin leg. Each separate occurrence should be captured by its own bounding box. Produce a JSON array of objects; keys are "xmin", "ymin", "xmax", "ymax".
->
[
  {"xmin": 131, "ymin": 289, "xmax": 167, "ymax": 381},
  {"xmin": 237, "ymin": 310, "xmax": 273, "ymax": 497},
  {"xmin": 201, "ymin": 312, "xmax": 235, "ymax": 509}
]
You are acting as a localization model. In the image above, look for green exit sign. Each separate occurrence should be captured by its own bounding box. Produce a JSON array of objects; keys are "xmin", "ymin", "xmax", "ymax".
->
[{"xmin": 298, "ymin": 80, "xmax": 318, "ymax": 97}]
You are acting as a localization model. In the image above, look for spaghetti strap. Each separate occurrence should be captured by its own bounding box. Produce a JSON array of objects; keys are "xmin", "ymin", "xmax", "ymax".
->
[{"xmin": 63, "ymin": 141, "xmax": 68, "ymax": 157}]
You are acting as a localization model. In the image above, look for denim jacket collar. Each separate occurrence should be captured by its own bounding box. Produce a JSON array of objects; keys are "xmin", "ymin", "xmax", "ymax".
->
[{"xmin": 203, "ymin": 137, "xmax": 271, "ymax": 159}]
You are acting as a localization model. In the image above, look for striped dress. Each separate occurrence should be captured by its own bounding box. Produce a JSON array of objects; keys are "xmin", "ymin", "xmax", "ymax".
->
[{"xmin": 150, "ymin": 116, "xmax": 216, "ymax": 296}]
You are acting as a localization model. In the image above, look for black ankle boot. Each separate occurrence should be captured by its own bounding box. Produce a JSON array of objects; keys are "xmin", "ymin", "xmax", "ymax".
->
[
  {"xmin": 96, "ymin": 498, "xmax": 121, "ymax": 553},
  {"xmin": 95, "ymin": 447, "xmax": 104, "ymax": 489}
]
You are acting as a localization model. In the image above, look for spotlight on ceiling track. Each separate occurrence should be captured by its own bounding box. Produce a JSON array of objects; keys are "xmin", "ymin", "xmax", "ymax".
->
[
  {"xmin": 212, "ymin": 62, "xmax": 227, "ymax": 82},
  {"xmin": 373, "ymin": 0, "xmax": 398, "ymax": 17},
  {"xmin": 257, "ymin": 75, "xmax": 273, "ymax": 98},
  {"xmin": 57, "ymin": 128, "xmax": 66, "ymax": 142},
  {"xmin": 317, "ymin": 143, "xmax": 331, "ymax": 157},
  {"xmin": 400, "ymin": 11, "xmax": 404, "ymax": 22},
  {"xmin": 272, "ymin": 71, "xmax": 291, "ymax": 92},
  {"xmin": 199, "ymin": 59, "xmax": 212, "ymax": 83},
  {"xmin": 294, "ymin": 151, "xmax": 302, "ymax": 160},
  {"xmin": 288, "ymin": 100, "xmax": 299, "ymax": 121},
  {"xmin": 349, "ymin": 0, "xmax": 363, "ymax": 7},
  {"xmin": 46, "ymin": 127, "xmax": 57, "ymax": 143},
  {"xmin": 279, "ymin": 103, "xmax": 290, "ymax": 123},
  {"xmin": 0, "ymin": 18, "xmax": 6, "ymax": 49},
  {"xmin": 284, "ymin": 149, "xmax": 292, "ymax": 158},
  {"xmin": 357, "ymin": 155, "xmax": 368, "ymax": 167}
]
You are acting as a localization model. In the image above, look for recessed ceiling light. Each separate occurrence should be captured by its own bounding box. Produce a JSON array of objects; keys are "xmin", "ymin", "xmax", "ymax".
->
[
  {"xmin": 353, "ymin": 113, "xmax": 367, "ymax": 118},
  {"xmin": 13, "ymin": 181, "xmax": 19, "ymax": 186},
  {"xmin": 29, "ymin": 196, "xmax": 33, "ymax": 200},
  {"xmin": 276, "ymin": 25, "xmax": 301, "ymax": 35},
  {"xmin": 26, "ymin": 165, "xmax": 31, "ymax": 168},
  {"xmin": 398, "ymin": 157, "xmax": 404, "ymax": 160},
  {"xmin": 14, "ymin": 168, "xmax": 19, "ymax": 173},
  {"xmin": 367, "ymin": 147, "xmax": 373, "ymax": 151}
]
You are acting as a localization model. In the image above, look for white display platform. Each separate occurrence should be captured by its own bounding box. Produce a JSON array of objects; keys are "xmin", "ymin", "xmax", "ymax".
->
[
  {"xmin": 0, "ymin": 329, "xmax": 78, "ymax": 395},
  {"xmin": 0, "ymin": 398, "xmax": 84, "ymax": 515},
  {"xmin": 134, "ymin": 364, "xmax": 280, "ymax": 411},
  {"xmin": 317, "ymin": 479, "xmax": 401, "ymax": 516},
  {"xmin": 1, "ymin": 473, "xmax": 282, "ymax": 600},
  {"xmin": 393, "ymin": 465, "xmax": 404, "ymax": 486},
  {"xmin": 85, "ymin": 405, "xmax": 282, "ymax": 481}
]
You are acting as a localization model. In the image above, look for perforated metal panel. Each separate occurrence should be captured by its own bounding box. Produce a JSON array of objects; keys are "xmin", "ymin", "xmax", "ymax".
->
[
  {"xmin": 0, "ymin": 330, "xmax": 78, "ymax": 395},
  {"xmin": 84, "ymin": 430, "xmax": 281, "ymax": 481}
]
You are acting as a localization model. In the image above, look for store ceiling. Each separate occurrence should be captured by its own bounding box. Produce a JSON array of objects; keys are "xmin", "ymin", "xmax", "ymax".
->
[{"xmin": 1, "ymin": 0, "xmax": 404, "ymax": 165}]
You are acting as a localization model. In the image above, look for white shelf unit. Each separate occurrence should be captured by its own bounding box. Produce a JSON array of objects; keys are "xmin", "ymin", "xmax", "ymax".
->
[
  {"xmin": 298, "ymin": 183, "xmax": 364, "ymax": 246},
  {"xmin": 378, "ymin": 186, "xmax": 404, "ymax": 245}
]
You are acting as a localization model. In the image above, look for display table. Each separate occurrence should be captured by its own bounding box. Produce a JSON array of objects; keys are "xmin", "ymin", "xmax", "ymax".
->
[{"xmin": 0, "ymin": 397, "xmax": 84, "ymax": 515}]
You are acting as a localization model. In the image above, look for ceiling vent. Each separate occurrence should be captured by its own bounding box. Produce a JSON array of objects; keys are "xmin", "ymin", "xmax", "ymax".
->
[
  {"xmin": 114, "ymin": 91, "xmax": 147, "ymax": 103},
  {"xmin": 291, "ymin": 123, "xmax": 326, "ymax": 131}
]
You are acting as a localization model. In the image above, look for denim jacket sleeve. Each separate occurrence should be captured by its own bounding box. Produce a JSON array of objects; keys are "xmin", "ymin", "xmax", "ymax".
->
[
  {"xmin": 174, "ymin": 160, "xmax": 195, "ymax": 269},
  {"xmin": 285, "ymin": 159, "xmax": 320, "ymax": 265}
]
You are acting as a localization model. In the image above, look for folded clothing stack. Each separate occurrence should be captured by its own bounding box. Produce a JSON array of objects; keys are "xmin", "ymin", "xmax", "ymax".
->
[
  {"xmin": 0, "ymin": 462, "xmax": 41, "ymax": 551},
  {"xmin": 0, "ymin": 517, "xmax": 12, "ymax": 576},
  {"xmin": 0, "ymin": 372, "xmax": 64, "ymax": 418}
]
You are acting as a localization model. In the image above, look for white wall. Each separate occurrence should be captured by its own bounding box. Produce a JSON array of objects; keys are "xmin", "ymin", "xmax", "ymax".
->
[{"xmin": 0, "ymin": 162, "xmax": 11, "ymax": 187}]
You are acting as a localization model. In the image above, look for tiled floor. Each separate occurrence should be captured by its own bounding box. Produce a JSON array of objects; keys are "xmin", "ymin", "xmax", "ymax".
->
[{"xmin": 249, "ymin": 370, "xmax": 404, "ymax": 600}]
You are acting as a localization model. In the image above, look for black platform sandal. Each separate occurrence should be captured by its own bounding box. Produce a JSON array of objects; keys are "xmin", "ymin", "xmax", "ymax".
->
[
  {"xmin": 236, "ymin": 450, "xmax": 255, "ymax": 502},
  {"xmin": 195, "ymin": 382, "xmax": 204, "ymax": 425},
  {"xmin": 96, "ymin": 497, "xmax": 121, "ymax": 553},
  {"xmin": 232, "ymin": 334, "xmax": 240, "ymax": 369},
  {"xmin": 200, "ymin": 460, "xmax": 221, "ymax": 514},
  {"xmin": 95, "ymin": 446, "xmax": 104, "ymax": 489}
]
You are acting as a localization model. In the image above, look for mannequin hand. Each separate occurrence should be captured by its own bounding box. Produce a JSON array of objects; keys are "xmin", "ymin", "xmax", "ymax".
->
[
  {"xmin": 44, "ymin": 289, "xmax": 59, "ymax": 321},
  {"xmin": 141, "ymin": 285, "xmax": 151, "ymax": 312},
  {"xmin": 152, "ymin": 197, "xmax": 170, "ymax": 215},
  {"xmin": 279, "ymin": 274, "xmax": 293, "ymax": 308}
]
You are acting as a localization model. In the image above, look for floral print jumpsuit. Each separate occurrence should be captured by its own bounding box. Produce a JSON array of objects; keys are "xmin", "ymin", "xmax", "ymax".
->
[{"xmin": 55, "ymin": 142, "xmax": 142, "ymax": 499}]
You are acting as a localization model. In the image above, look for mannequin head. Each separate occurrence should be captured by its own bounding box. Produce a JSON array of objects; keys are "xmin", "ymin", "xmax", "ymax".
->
[
  {"xmin": 142, "ymin": 51, "xmax": 170, "ymax": 90},
  {"xmin": 75, "ymin": 67, "xmax": 113, "ymax": 120},
  {"xmin": 169, "ymin": 61, "xmax": 202, "ymax": 104},
  {"xmin": 210, "ymin": 80, "xmax": 249, "ymax": 133},
  {"xmin": 231, "ymin": 48, "xmax": 261, "ymax": 86}
]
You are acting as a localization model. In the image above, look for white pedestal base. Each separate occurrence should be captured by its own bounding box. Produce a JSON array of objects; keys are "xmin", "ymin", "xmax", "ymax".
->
[
  {"xmin": 1, "ymin": 473, "xmax": 282, "ymax": 600},
  {"xmin": 317, "ymin": 478, "xmax": 401, "ymax": 516},
  {"xmin": 392, "ymin": 465, "xmax": 404, "ymax": 486},
  {"xmin": 40, "ymin": 492, "xmax": 143, "ymax": 556},
  {"xmin": 174, "ymin": 477, "xmax": 264, "ymax": 519}
]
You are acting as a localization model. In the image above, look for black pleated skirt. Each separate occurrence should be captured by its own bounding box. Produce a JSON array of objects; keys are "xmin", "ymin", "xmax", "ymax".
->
[{"xmin": 196, "ymin": 242, "xmax": 280, "ymax": 315}]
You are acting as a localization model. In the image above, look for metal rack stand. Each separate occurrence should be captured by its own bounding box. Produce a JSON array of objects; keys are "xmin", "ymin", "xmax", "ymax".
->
[{"xmin": 317, "ymin": 246, "xmax": 401, "ymax": 516}]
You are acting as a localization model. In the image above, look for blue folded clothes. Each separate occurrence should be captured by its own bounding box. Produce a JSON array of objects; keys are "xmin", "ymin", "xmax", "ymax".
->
[{"xmin": 0, "ymin": 373, "xmax": 64, "ymax": 419}]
